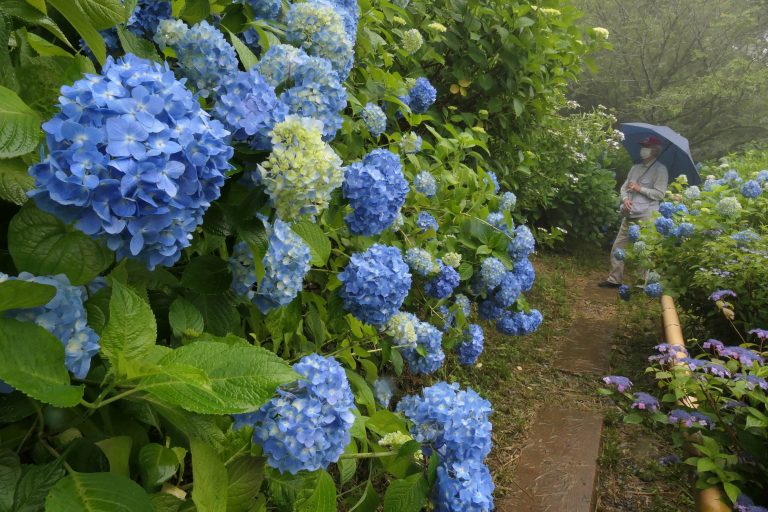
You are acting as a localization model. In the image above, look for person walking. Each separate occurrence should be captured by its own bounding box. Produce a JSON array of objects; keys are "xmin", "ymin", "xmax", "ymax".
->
[{"xmin": 598, "ymin": 136, "xmax": 668, "ymax": 288}]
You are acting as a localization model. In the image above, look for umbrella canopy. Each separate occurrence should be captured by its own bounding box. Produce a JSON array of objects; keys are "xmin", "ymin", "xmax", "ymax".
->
[{"xmin": 619, "ymin": 122, "xmax": 700, "ymax": 185}]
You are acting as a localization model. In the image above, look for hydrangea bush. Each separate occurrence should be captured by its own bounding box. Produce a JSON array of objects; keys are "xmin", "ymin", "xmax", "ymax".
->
[{"xmin": 0, "ymin": 0, "xmax": 555, "ymax": 509}]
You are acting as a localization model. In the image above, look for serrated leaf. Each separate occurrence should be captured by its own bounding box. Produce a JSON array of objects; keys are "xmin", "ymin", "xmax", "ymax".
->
[
  {"xmin": 138, "ymin": 444, "xmax": 179, "ymax": 488},
  {"xmin": 0, "ymin": 12, "xmax": 18, "ymax": 91},
  {"xmin": 191, "ymin": 439, "xmax": 227, "ymax": 512},
  {"xmin": 116, "ymin": 26, "xmax": 159, "ymax": 61},
  {"xmin": 226, "ymin": 456, "xmax": 265, "ymax": 512},
  {"xmin": 0, "ymin": 86, "xmax": 41, "ymax": 158},
  {"xmin": 0, "ymin": 318, "xmax": 84, "ymax": 407},
  {"xmin": 0, "ymin": 450, "xmax": 21, "ymax": 511},
  {"xmin": 8, "ymin": 206, "xmax": 113, "ymax": 285},
  {"xmin": 295, "ymin": 470, "xmax": 336, "ymax": 512},
  {"xmin": 0, "ymin": 280, "xmax": 56, "ymax": 312},
  {"xmin": 228, "ymin": 30, "xmax": 258, "ymax": 70},
  {"xmin": 382, "ymin": 473, "xmax": 429, "ymax": 512},
  {"xmin": 73, "ymin": 0, "xmax": 125, "ymax": 29},
  {"xmin": 100, "ymin": 280, "xmax": 157, "ymax": 372},
  {"xmin": 141, "ymin": 342, "xmax": 297, "ymax": 414},
  {"xmin": 291, "ymin": 221, "xmax": 331, "ymax": 266},
  {"xmin": 47, "ymin": 0, "xmax": 106, "ymax": 64},
  {"xmin": 169, "ymin": 298, "xmax": 205, "ymax": 338},
  {"xmin": 1, "ymin": 1, "xmax": 71, "ymax": 48},
  {"xmin": 14, "ymin": 461, "xmax": 66, "ymax": 512},
  {"xmin": 95, "ymin": 436, "xmax": 132, "ymax": 478},
  {"xmin": 45, "ymin": 471, "xmax": 154, "ymax": 511},
  {"xmin": 182, "ymin": 256, "xmax": 233, "ymax": 295},
  {"xmin": 26, "ymin": 32, "xmax": 72, "ymax": 57},
  {"xmin": 188, "ymin": 292, "xmax": 240, "ymax": 336}
]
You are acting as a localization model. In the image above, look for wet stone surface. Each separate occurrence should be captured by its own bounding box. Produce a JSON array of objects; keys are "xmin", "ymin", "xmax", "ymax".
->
[{"xmin": 555, "ymin": 317, "xmax": 616, "ymax": 375}]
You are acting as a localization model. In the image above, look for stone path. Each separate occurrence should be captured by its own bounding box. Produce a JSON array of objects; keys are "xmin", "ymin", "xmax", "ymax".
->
[{"xmin": 498, "ymin": 281, "xmax": 616, "ymax": 512}]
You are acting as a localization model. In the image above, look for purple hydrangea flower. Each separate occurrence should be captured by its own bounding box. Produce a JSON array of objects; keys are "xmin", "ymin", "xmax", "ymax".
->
[
  {"xmin": 602, "ymin": 375, "xmax": 633, "ymax": 392},
  {"xmin": 648, "ymin": 343, "xmax": 688, "ymax": 364},
  {"xmin": 733, "ymin": 374, "xmax": 768, "ymax": 391},
  {"xmin": 668, "ymin": 409, "xmax": 714, "ymax": 429},
  {"xmin": 631, "ymin": 392, "xmax": 659, "ymax": 411},
  {"xmin": 709, "ymin": 289, "xmax": 737, "ymax": 301},
  {"xmin": 719, "ymin": 346, "xmax": 763, "ymax": 366},
  {"xmin": 749, "ymin": 328, "xmax": 768, "ymax": 340}
]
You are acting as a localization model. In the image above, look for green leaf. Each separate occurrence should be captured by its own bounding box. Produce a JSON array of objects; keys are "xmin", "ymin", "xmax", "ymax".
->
[
  {"xmin": 100, "ymin": 280, "xmax": 157, "ymax": 372},
  {"xmin": 189, "ymin": 292, "xmax": 239, "ymax": 336},
  {"xmin": 45, "ymin": 472, "xmax": 154, "ymax": 511},
  {"xmin": 0, "ymin": 85, "xmax": 41, "ymax": 158},
  {"xmin": 0, "ymin": 450, "xmax": 21, "ymax": 511},
  {"xmin": 382, "ymin": 473, "xmax": 429, "ymax": 512},
  {"xmin": 116, "ymin": 26, "xmax": 159, "ymax": 61},
  {"xmin": 295, "ymin": 470, "xmax": 336, "ymax": 512},
  {"xmin": 349, "ymin": 480, "xmax": 379, "ymax": 512},
  {"xmin": 148, "ymin": 493, "xmax": 183, "ymax": 512},
  {"xmin": 228, "ymin": 31, "xmax": 258, "ymax": 70},
  {"xmin": 182, "ymin": 256, "xmax": 233, "ymax": 295},
  {"xmin": 0, "ymin": 13, "xmax": 18, "ymax": 91},
  {"xmin": 26, "ymin": 32, "xmax": 72, "ymax": 57},
  {"xmin": 723, "ymin": 482, "xmax": 740, "ymax": 505},
  {"xmin": 24, "ymin": 0, "xmax": 47, "ymax": 13},
  {"xmin": 14, "ymin": 461, "xmax": 65, "ymax": 512},
  {"xmin": 8, "ymin": 206, "xmax": 113, "ymax": 285},
  {"xmin": 291, "ymin": 221, "xmax": 331, "ymax": 266},
  {"xmin": 95, "ymin": 436, "xmax": 132, "ymax": 478},
  {"xmin": 180, "ymin": 0, "xmax": 211, "ymax": 24},
  {"xmin": 47, "ymin": 0, "xmax": 106, "ymax": 64},
  {"xmin": 169, "ymin": 298, "xmax": 205, "ymax": 338},
  {"xmin": 345, "ymin": 370, "xmax": 376, "ymax": 415},
  {"xmin": 0, "ymin": 280, "xmax": 56, "ymax": 312},
  {"xmin": 139, "ymin": 444, "xmax": 179, "ymax": 488},
  {"xmin": 75, "ymin": 0, "xmax": 125, "ymax": 28},
  {"xmin": 1, "ymin": 1, "xmax": 71, "ymax": 48},
  {"xmin": 191, "ymin": 439, "xmax": 227, "ymax": 512},
  {"xmin": 226, "ymin": 456, "xmax": 265, "ymax": 512},
  {"xmin": 0, "ymin": 318, "xmax": 84, "ymax": 407},
  {"xmin": 141, "ymin": 342, "xmax": 297, "ymax": 414}
]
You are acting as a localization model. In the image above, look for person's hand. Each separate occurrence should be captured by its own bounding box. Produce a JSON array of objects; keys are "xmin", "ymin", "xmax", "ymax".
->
[
  {"xmin": 627, "ymin": 181, "xmax": 642, "ymax": 192},
  {"xmin": 622, "ymin": 197, "xmax": 633, "ymax": 212}
]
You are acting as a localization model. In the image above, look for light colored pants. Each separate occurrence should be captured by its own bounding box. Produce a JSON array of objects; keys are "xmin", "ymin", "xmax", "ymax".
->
[{"xmin": 607, "ymin": 215, "xmax": 650, "ymax": 284}]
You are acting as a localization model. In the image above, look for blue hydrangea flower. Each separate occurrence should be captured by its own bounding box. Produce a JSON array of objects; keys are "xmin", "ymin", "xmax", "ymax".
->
[
  {"xmin": 400, "ymin": 132, "xmax": 422, "ymax": 154},
  {"xmin": 756, "ymin": 170, "xmax": 768, "ymax": 184},
  {"xmin": 260, "ymin": 116, "xmax": 343, "ymax": 219},
  {"xmin": 485, "ymin": 171, "xmax": 499, "ymax": 194},
  {"xmin": 499, "ymin": 191, "xmax": 516, "ymax": 211},
  {"xmin": 684, "ymin": 186, "xmax": 701, "ymax": 199},
  {"xmin": 324, "ymin": 0, "xmax": 359, "ymax": 43},
  {"xmin": 478, "ymin": 299, "xmax": 504, "ymax": 321},
  {"xmin": 628, "ymin": 224, "xmax": 641, "ymax": 242},
  {"xmin": 228, "ymin": 241, "xmax": 257, "ymax": 301},
  {"xmin": 435, "ymin": 457, "xmax": 494, "ymax": 512},
  {"xmin": 439, "ymin": 294, "xmax": 471, "ymax": 331},
  {"xmin": 723, "ymin": 169, "xmax": 742, "ymax": 183},
  {"xmin": 414, "ymin": 171, "xmax": 437, "ymax": 197},
  {"xmin": 479, "ymin": 258, "xmax": 506, "ymax": 290},
  {"xmin": 343, "ymin": 149, "xmax": 409, "ymax": 235},
  {"xmin": 404, "ymin": 248, "xmax": 438, "ymax": 277},
  {"xmin": 402, "ymin": 320, "xmax": 445, "ymax": 374},
  {"xmin": 612, "ymin": 248, "xmax": 625, "ymax": 261},
  {"xmin": 1, "ymin": 272, "xmax": 99, "ymax": 379},
  {"xmin": 128, "ymin": 0, "xmax": 171, "ymax": 39},
  {"xmin": 645, "ymin": 282, "xmax": 663, "ymax": 298},
  {"xmin": 492, "ymin": 272, "xmax": 521, "ymax": 308},
  {"xmin": 285, "ymin": 0, "xmax": 355, "ymax": 80},
  {"xmin": 496, "ymin": 309, "xmax": 542, "ymax": 336},
  {"xmin": 154, "ymin": 18, "xmax": 188, "ymax": 49},
  {"xmin": 618, "ymin": 284, "xmax": 631, "ymax": 301},
  {"xmin": 674, "ymin": 203, "xmax": 688, "ymax": 215},
  {"xmin": 339, "ymin": 245, "xmax": 412, "ymax": 325},
  {"xmin": 360, "ymin": 103, "xmax": 387, "ymax": 137},
  {"xmin": 655, "ymin": 217, "xmax": 675, "ymax": 236},
  {"xmin": 508, "ymin": 225, "xmax": 535, "ymax": 262},
  {"xmin": 212, "ymin": 69, "xmax": 287, "ymax": 150},
  {"xmin": 512, "ymin": 258, "xmax": 535, "ymax": 292},
  {"xmin": 417, "ymin": 211, "xmax": 438, "ymax": 232},
  {"xmin": 29, "ymin": 54, "xmax": 233, "ymax": 270},
  {"xmin": 486, "ymin": 212, "xmax": 506, "ymax": 231},
  {"xmin": 169, "ymin": 21, "xmax": 239, "ymax": 97},
  {"xmin": 80, "ymin": 29, "xmax": 120, "ymax": 58},
  {"xmin": 424, "ymin": 260, "xmax": 460, "ymax": 299},
  {"xmin": 658, "ymin": 201, "xmax": 675, "ymax": 219},
  {"xmin": 406, "ymin": 77, "xmax": 437, "ymax": 113},
  {"xmin": 457, "ymin": 324, "xmax": 484, "ymax": 365},
  {"xmin": 602, "ymin": 375, "xmax": 632, "ymax": 392},
  {"xmin": 234, "ymin": 0, "xmax": 281, "ymax": 19},
  {"xmin": 731, "ymin": 229, "xmax": 759, "ymax": 247},
  {"xmin": 256, "ymin": 45, "xmax": 347, "ymax": 140},
  {"xmin": 235, "ymin": 354, "xmax": 355, "ymax": 474},
  {"xmin": 251, "ymin": 217, "xmax": 311, "ymax": 314},
  {"xmin": 741, "ymin": 180, "xmax": 762, "ymax": 198},
  {"xmin": 673, "ymin": 222, "xmax": 694, "ymax": 238},
  {"xmin": 374, "ymin": 377, "xmax": 395, "ymax": 408}
]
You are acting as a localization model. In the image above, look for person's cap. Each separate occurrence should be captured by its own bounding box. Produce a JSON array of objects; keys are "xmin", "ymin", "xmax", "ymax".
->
[{"xmin": 639, "ymin": 136, "xmax": 663, "ymax": 146}]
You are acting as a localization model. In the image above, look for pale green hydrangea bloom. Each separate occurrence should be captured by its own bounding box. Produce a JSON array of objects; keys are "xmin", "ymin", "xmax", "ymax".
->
[
  {"xmin": 385, "ymin": 312, "xmax": 418, "ymax": 348},
  {"xmin": 442, "ymin": 252, "xmax": 462, "ymax": 268},
  {"xmin": 402, "ymin": 29, "xmax": 423, "ymax": 53},
  {"xmin": 715, "ymin": 196, "xmax": 742, "ymax": 217}
]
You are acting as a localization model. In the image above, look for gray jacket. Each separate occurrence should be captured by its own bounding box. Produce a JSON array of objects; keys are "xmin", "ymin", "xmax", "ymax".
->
[{"xmin": 620, "ymin": 161, "xmax": 669, "ymax": 218}]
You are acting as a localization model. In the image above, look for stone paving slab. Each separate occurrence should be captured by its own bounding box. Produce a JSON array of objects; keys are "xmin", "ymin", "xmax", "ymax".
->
[
  {"xmin": 555, "ymin": 317, "xmax": 615, "ymax": 375},
  {"xmin": 498, "ymin": 407, "xmax": 604, "ymax": 512}
]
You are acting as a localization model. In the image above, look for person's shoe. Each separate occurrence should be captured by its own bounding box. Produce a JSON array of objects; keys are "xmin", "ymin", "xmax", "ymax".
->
[{"xmin": 597, "ymin": 280, "xmax": 622, "ymax": 289}]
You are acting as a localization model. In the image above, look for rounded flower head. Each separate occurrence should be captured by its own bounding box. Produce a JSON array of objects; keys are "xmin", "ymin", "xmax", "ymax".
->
[
  {"xmin": 229, "ymin": 241, "xmax": 257, "ymax": 301},
  {"xmin": 414, "ymin": 171, "xmax": 437, "ymax": 197},
  {"xmin": 404, "ymin": 248, "xmax": 438, "ymax": 277},
  {"xmin": 285, "ymin": 0, "xmax": 354, "ymax": 80},
  {"xmin": 628, "ymin": 224, "xmax": 641, "ymax": 242},
  {"xmin": 424, "ymin": 260, "xmax": 460, "ymax": 299},
  {"xmin": 499, "ymin": 191, "xmax": 517, "ymax": 211},
  {"xmin": 213, "ymin": 68, "xmax": 287, "ymax": 150},
  {"xmin": 343, "ymin": 149, "xmax": 409, "ymax": 236},
  {"xmin": 442, "ymin": 252, "xmax": 462, "ymax": 268},
  {"xmin": 612, "ymin": 248, "xmax": 625, "ymax": 261},
  {"xmin": 374, "ymin": 377, "xmax": 395, "ymax": 408},
  {"xmin": 29, "ymin": 54, "xmax": 233, "ymax": 270},
  {"xmin": 457, "ymin": 324, "xmax": 484, "ymax": 365},
  {"xmin": 406, "ymin": 77, "xmax": 437, "ymax": 114},
  {"xmin": 631, "ymin": 392, "xmax": 659, "ymax": 411},
  {"xmin": 658, "ymin": 202, "xmax": 675, "ymax": 219},
  {"xmin": 655, "ymin": 217, "xmax": 675, "ymax": 236},
  {"xmin": 645, "ymin": 282, "xmax": 663, "ymax": 298},
  {"xmin": 496, "ymin": 309, "xmax": 543, "ymax": 336},
  {"xmin": 169, "ymin": 21, "xmax": 239, "ymax": 97},
  {"xmin": 385, "ymin": 311, "xmax": 419, "ymax": 347},
  {"xmin": 684, "ymin": 186, "xmax": 700, "ymax": 199},
  {"xmin": 603, "ymin": 376, "xmax": 632, "ymax": 392},
  {"xmin": 256, "ymin": 45, "xmax": 347, "ymax": 140},
  {"xmin": 716, "ymin": 196, "xmax": 742, "ymax": 217},
  {"xmin": 633, "ymin": 241, "xmax": 647, "ymax": 253},
  {"xmin": 401, "ymin": 29, "xmax": 423, "ymax": 53},
  {"xmin": 435, "ymin": 457, "xmax": 494, "ymax": 512},
  {"xmin": 723, "ymin": 169, "xmax": 742, "ymax": 183},
  {"xmin": 507, "ymin": 225, "xmax": 535, "ymax": 262},
  {"xmin": 251, "ymin": 217, "xmax": 311, "ymax": 314},
  {"xmin": 478, "ymin": 299, "xmax": 504, "ymax": 321},
  {"xmin": 673, "ymin": 222, "xmax": 694, "ymax": 238},
  {"xmin": 756, "ymin": 170, "xmax": 768, "ymax": 183},
  {"xmin": 154, "ymin": 18, "xmax": 188, "ymax": 49},
  {"xmin": 237, "ymin": 354, "xmax": 355, "ymax": 474},
  {"xmin": 618, "ymin": 284, "xmax": 631, "ymax": 301},
  {"xmin": 233, "ymin": 0, "xmax": 281, "ymax": 20},
  {"xmin": 492, "ymin": 272, "xmax": 521, "ymax": 308},
  {"xmin": 417, "ymin": 211, "xmax": 439, "ymax": 232},
  {"xmin": 323, "ymin": 0, "xmax": 360, "ymax": 43},
  {"xmin": 2, "ymin": 272, "xmax": 99, "ymax": 379},
  {"xmin": 402, "ymin": 319, "xmax": 445, "ymax": 374},
  {"xmin": 360, "ymin": 103, "xmax": 387, "ymax": 137},
  {"xmin": 741, "ymin": 180, "xmax": 762, "ymax": 198},
  {"xmin": 513, "ymin": 258, "xmax": 535, "ymax": 292},
  {"xmin": 479, "ymin": 258, "xmax": 506, "ymax": 290},
  {"xmin": 399, "ymin": 132, "xmax": 422, "ymax": 154},
  {"xmin": 339, "ymin": 244, "xmax": 412, "ymax": 325},
  {"xmin": 128, "ymin": 0, "xmax": 171, "ymax": 39},
  {"xmin": 259, "ymin": 116, "xmax": 343, "ymax": 219}
]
